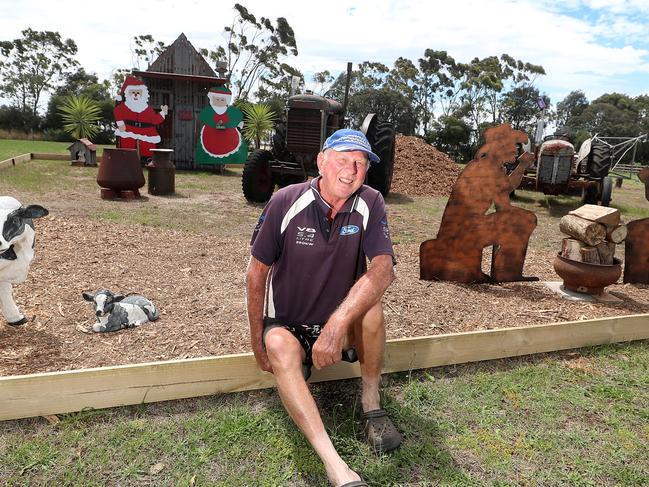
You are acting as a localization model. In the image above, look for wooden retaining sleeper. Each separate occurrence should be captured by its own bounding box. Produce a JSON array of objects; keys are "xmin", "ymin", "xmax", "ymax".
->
[
  {"xmin": 1, "ymin": 314, "xmax": 647, "ymax": 421},
  {"xmin": 0, "ymin": 152, "xmax": 72, "ymax": 170}
]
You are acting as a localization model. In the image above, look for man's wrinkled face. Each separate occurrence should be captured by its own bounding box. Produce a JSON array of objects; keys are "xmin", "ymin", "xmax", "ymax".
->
[{"xmin": 317, "ymin": 149, "xmax": 369, "ymax": 203}]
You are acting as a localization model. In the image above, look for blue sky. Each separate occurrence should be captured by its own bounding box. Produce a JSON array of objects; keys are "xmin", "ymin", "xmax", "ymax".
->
[{"xmin": 1, "ymin": 0, "xmax": 648, "ymax": 110}]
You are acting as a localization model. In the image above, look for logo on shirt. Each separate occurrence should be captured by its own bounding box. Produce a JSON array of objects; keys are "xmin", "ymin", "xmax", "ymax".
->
[
  {"xmin": 381, "ymin": 219, "xmax": 390, "ymax": 239},
  {"xmin": 295, "ymin": 226, "xmax": 316, "ymax": 246},
  {"xmin": 254, "ymin": 214, "xmax": 266, "ymax": 233},
  {"xmin": 340, "ymin": 225, "xmax": 359, "ymax": 236}
]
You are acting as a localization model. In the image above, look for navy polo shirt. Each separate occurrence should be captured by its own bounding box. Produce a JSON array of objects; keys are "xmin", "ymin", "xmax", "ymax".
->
[{"xmin": 250, "ymin": 177, "xmax": 395, "ymax": 326}]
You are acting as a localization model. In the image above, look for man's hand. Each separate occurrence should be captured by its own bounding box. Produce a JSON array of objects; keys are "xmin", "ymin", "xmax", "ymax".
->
[
  {"xmin": 252, "ymin": 344, "xmax": 273, "ymax": 373},
  {"xmin": 311, "ymin": 322, "xmax": 346, "ymax": 369},
  {"xmin": 116, "ymin": 121, "xmax": 125, "ymax": 131},
  {"xmin": 311, "ymin": 254, "xmax": 394, "ymax": 370},
  {"xmin": 160, "ymin": 105, "xmax": 168, "ymax": 117}
]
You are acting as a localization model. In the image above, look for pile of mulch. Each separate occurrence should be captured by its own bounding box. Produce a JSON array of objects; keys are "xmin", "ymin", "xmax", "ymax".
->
[{"xmin": 392, "ymin": 135, "xmax": 462, "ymax": 197}]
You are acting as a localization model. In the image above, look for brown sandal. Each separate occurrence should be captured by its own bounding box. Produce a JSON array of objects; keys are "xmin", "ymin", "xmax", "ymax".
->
[{"xmin": 362, "ymin": 409, "xmax": 403, "ymax": 454}]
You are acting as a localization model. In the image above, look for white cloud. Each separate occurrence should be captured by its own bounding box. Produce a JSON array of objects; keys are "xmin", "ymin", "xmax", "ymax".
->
[{"xmin": 0, "ymin": 0, "xmax": 647, "ymax": 109}]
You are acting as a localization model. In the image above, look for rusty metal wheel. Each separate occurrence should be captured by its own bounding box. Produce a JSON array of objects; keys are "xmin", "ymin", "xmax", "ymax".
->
[{"xmin": 242, "ymin": 150, "xmax": 275, "ymax": 203}]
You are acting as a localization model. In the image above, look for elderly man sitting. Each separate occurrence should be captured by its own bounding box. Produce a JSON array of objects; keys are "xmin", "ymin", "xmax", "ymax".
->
[{"xmin": 246, "ymin": 129, "xmax": 402, "ymax": 487}]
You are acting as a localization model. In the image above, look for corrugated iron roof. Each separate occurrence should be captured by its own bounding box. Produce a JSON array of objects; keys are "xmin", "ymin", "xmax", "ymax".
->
[{"xmin": 132, "ymin": 70, "xmax": 225, "ymax": 84}]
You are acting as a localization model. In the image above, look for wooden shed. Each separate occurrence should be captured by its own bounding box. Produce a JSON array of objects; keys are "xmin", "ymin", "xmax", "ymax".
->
[
  {"xmin": 132, "ymin": 33, "xmax": 226, "ymax": 169},
  {"xmin": 67, "ymin": 138, "xmax": 97, "ymax": 166}
]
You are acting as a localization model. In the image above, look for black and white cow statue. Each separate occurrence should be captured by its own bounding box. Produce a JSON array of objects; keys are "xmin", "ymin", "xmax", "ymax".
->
[
  {"xmin": 82, "ymin": 288, "xmax": 160, "ymax": 332},
  {"xmin": 0, "ymin": 196, "xmax": 48, "ymax": 326}
]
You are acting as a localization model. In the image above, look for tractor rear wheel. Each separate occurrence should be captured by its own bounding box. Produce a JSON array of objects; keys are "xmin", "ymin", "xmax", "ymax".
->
[
  {"xmin": 587, "ymin": 142, "xmax": 612, "ymax": 179},
  {"xmin": 366, "ymin": 122, "xmax": 396, "ymax": 197},
  {"xmin": 242, "ymin": 150, "xmax": 275, "ymax": 203}
]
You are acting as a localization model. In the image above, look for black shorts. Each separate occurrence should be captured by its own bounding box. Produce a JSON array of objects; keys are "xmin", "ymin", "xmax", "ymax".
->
[{"xmin": 263, "ymin": 318, "xmax": 358, "ymax": 379}]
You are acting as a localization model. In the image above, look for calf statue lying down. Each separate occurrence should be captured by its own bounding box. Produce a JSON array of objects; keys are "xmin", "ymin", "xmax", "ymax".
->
[
  {"xmin": 82, "ymin": 288, "xmax": 159, "ymax": 332},
  {"xmin": 0, "ymin": 196, "xmax": 48, "ymax": 326}
]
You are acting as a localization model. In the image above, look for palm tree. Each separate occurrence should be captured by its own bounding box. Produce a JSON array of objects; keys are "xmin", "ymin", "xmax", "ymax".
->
[
  {"xmin": 241, "ymin": 103, "xmax": 277, "ymax": 149},
  {"xmin": 58, "ymin": 96, "xmax": 102, "ymax": 140}
]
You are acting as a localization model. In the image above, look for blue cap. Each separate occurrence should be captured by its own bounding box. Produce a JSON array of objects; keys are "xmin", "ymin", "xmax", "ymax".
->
[{"xmin": 322, "ymin": 129, "xmax": 380, "ymax": 163}]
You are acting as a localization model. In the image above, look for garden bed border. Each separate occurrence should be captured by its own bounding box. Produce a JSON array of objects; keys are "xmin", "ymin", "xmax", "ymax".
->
[
  {"xmin": 0, "ymin": 152, "xmax": 70, "ymax": 170},
  {"xmin": 1, "ymin": 313, "xmax": 647, "ymax": 421}
]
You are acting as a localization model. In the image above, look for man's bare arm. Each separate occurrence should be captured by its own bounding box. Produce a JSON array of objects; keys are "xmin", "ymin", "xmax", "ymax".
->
[
  {"xmin": 312, "ymin": 254, "xmax": 395, "ymax": 369},
  {"xmin": 246, "ymin": 255, "xmax": 273, "ymax": 373}
]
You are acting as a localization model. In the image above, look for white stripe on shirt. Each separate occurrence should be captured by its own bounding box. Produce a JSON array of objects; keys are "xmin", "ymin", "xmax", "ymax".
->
[
  {"xmin": 354, "ymin": 196, "xmax": 370, "ymax": 230},
  {"xmin": 280, "ymin": 190, "xmax": 316, "ymax": 234}
]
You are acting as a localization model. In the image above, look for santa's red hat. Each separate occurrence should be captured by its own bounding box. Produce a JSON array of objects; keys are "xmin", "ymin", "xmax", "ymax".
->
[
  {"xmin": 116, "ymin": 76, "xmax": 147, "ymax": 101},
  {"xmin": 208, "ymin": 85, "xmax": 231, "ymax": 95}
]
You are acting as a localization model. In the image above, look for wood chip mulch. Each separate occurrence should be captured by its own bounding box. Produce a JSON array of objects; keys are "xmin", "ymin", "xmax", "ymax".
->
[
  {"xmin": 391, "ymin": 135, "xmax": 462, "ymax": 197},
  {"xmin": 2, "ymin": 215, "xmax": 648, "ymax": 377}
]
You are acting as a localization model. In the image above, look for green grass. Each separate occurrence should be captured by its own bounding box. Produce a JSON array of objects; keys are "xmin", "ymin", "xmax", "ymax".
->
[
  {"xmin": 0, "ymin": 139, "xmax": 113, "ymax": 162},
  {"xmin": 1, "ymin": 342, "xmax": 647, "ymax": 486},
  {"xmin": 0, "ymin": 139, "xmax": 70, "ymax": 161},
  {"xmin": 0, "ymin": 159, "xmax": 98, "ymax": 194}
]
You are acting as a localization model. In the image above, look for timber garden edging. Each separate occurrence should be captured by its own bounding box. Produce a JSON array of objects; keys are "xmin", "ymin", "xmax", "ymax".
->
[
  {"xmin": 1, "ymin": 313, "xmax": 647, "ymax": 421},
  {"xmin": 0, "ymin": 152, "xmax": 70, "ymax": 170}
]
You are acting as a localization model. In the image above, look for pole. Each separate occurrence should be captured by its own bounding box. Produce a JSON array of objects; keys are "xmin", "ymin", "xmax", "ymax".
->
[{"xmin": 342, "ymin": 62, "xmax": 353, "ymax": 123}]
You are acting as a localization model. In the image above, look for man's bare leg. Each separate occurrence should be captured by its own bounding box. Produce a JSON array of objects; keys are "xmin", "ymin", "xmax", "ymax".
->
[
  {"xmin": 264, "ymin": 328, "xmax": 361, "ymax": 486},
  {"xmin": 353, "ymin": 301, "xmax": 385, "ymax": 412}
]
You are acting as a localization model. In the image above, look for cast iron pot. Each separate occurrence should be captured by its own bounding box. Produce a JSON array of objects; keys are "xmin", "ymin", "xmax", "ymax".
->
[
  {"xmin": 97, "ymin": 148, "xmax": 145, "ymax": 192},
  {"xmin": 553, "ymin": 253, "xmax": 622, "ymax": 295}
]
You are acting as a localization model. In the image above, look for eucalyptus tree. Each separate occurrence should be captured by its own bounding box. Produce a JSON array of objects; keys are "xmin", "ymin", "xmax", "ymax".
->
[
  {"xmin": 0, "ymin": 28, "xmax": 79, "ymax": 117},
  {"xmin": 200, "ymin": 3, "xmax": 298, "ymax": 102},
  {"xmin": 556, "ymin": 90, "xmax": 589, "ymax": 129}
]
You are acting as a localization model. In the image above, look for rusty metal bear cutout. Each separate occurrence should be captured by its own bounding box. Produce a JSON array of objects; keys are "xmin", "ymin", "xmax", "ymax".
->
[
  {"xmin": 420, "ymin": 123, "xmax": 538, "ymax": 283},
  {"xmin": 623, "ymin": 167, "xmax": 649, "ymax": 284}
]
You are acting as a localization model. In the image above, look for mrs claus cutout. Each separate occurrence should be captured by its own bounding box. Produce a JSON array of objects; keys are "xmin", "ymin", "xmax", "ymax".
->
[
  {"xmin": 195, "ymin": 85, "xmax": 248, "ymax": 166},
  {"xmin": 114, "ymin": 76, "xmax": 168, "ymax": 158}
]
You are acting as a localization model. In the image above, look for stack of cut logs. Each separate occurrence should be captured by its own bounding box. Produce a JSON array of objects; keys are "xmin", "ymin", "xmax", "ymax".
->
[{"xmin": 559, "ymin": 204, "xmax": 627, "ymax": 265}]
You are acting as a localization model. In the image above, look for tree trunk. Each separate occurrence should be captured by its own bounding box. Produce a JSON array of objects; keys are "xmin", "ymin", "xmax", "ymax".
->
[
  {"xmin": 561, "ymin": 238, "xmax": 584, "ymax": 261},
  {"xmin": 605, "ymin": 224, "xmax": 628, "ymax": 244},
  {"xmin": 559, "ymin": 214, "xmax": 606, "ymax": 246}
]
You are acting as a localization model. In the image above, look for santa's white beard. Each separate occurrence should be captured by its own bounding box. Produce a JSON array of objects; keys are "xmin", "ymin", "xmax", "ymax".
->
[
  {"xmin": 125, "ymin": 94, "xmax": 149, "ymax": 113},
  {"xmin": 211, "ymin": 104, "xmax": 228, "ymax": 115}
]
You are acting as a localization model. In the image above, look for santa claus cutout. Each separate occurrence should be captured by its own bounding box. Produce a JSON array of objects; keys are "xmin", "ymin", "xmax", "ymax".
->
[
  {"xmin": 114, "ymin": 76, "xmax": 168, "ymax": 158},
  {"xmin": 195, "ymin": 85, "xmax": 248, "ymax": 166}
]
